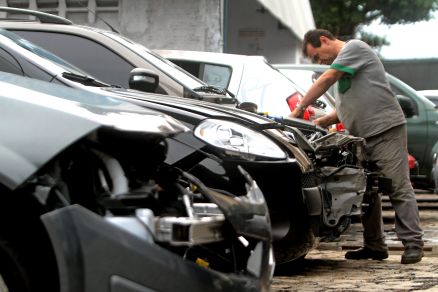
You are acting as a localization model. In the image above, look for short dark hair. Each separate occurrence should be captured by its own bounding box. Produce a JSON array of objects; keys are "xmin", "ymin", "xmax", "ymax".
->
[{"xmin": 302, "ymin": 29, "xmax": 336, "ymax": 57}]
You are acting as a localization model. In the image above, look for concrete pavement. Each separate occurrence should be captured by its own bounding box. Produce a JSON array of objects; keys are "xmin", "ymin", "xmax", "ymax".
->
[{"xmin": 272, "ymin": 192, "xmax": 438, "ymax": 291}]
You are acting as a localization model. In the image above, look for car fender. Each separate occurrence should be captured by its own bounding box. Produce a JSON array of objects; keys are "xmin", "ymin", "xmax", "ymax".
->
[
  {"xmin": 0, "ymin": 73, "xmax": 188, "ymax": 190},
  {"xmin": 0, "ymin": 89, "xmax": 100, "ymax": 190}
]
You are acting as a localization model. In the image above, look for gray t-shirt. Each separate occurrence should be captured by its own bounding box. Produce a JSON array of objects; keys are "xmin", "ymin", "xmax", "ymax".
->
[{"xmin": 330, "ymin": 40, "xmax": 405, "ymax": 138}]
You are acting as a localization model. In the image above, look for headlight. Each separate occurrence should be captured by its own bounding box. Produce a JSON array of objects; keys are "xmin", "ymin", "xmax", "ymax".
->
[{"xmin": 194, "ymin": 119, "xmax": 286, "ymax": 159}]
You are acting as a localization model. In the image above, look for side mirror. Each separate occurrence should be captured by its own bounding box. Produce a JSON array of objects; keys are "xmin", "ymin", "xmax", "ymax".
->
[
  {"xmin": 396, "ymin": 95, "xmax": 416, "ymax": 118},
  {"xmin": 129, "ymin": 68, "xmax": 159, "ymax": 93}
]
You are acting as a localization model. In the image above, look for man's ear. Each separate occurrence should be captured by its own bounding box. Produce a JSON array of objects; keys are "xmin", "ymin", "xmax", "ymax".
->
[{"xmin": 320, "ymin": 36, "xmax": 329, "ymax": 45}]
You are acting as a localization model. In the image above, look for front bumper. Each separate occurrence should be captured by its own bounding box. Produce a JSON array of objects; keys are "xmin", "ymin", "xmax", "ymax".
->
[{"xmin": 41, "ymin": 168, "xmax": 274, "ymax": 292}]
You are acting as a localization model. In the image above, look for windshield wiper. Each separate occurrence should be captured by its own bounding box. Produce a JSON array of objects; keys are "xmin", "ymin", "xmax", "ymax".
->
[
  {"xmin": 193, "ymin": 85, "xmax": 236, "ymax": 98},
  {"xmin": 62, "ymin": 72, "xmax": 112, "ymax": 87}
]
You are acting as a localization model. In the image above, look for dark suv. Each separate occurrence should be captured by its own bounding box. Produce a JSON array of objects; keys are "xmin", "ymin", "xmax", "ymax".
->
[{"xmin": 0, "ymin": 6, "xmax": 236, "ymax": 104}]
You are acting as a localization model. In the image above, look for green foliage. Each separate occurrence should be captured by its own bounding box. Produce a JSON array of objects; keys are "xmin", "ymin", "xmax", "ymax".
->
[{"xmin": 309, "ymin": 0, "xmax": 438, "ymax": 47}]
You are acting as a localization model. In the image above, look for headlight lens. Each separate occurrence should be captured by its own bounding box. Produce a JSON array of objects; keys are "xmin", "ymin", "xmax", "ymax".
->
[{"xmin": 194, "ymin": 119, "xmax": 286, "ymax": 159}]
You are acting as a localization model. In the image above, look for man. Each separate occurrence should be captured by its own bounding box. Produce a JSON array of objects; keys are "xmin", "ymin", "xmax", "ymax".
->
[{"xmin": 290, "ymin": 29, "xmax": 424, "ymax": 264}]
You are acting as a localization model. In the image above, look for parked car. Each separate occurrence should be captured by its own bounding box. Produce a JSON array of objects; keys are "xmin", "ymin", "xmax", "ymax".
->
[
  {"xmin": 0, "ymin": 6, "xmax": 236, "ymax": 105},
  {"xmin": 0, "ymin": 10, "xmax": 375, "ymax": 264},
  {"xmin": 418, "ymin": 90, "xmax": 438, "ymax": 107},
  {"xmin": 276, "ymin": 64, "xmax": 438, "ymax": 190},
  {"xmin": 417, "ymin": 90, "xmax": 438, "ymax": 192},
  {"xmin": 0, "ymin": 72, "xmax": 274, "ymax": 292},
  {"xmin": 155, "ymin": 49, "xmax": 334, "ymax": 121}
]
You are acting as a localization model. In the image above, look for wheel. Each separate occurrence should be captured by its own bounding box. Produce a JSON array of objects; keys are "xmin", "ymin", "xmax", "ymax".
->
[
  {"xmin": 273, "ymin": 223, "xmax": 316, "ymax": 264},
  {"xmin": 0, "ymin": 238, "xmax": 32, "ymax": 292},
  {"xmin": 0, "ymin": 187, "xmax": 59, "ymax": 292},
  {"xmin": 432, "ymin": 158, "xmax": 438, "ymax": 194}
]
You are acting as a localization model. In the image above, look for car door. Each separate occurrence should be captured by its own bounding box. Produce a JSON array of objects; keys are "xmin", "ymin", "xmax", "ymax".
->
[{"xmin": 387, "ymin": 76, "xmax": 430, "ymax": 172}]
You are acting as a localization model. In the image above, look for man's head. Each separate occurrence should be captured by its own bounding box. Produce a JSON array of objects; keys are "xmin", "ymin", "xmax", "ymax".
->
[{"xmin": 302, "ymin": 29, "xmax": 342, "ymax": 65}]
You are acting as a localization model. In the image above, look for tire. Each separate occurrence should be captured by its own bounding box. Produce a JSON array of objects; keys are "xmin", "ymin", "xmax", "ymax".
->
[
  {"xmin": 0, "ymin": 187, "xmax": 59, "ymax": 292},
  {"xmin": 0, "ymin": 238, "xmax": 32, "ymax": 292},
  {"xmin": 273, "ymin": 223, "xmax": 316, "ymax": 264},
  {"xmin": 432, "ymin": 158, "xmax": 438, "ymax": 194}
]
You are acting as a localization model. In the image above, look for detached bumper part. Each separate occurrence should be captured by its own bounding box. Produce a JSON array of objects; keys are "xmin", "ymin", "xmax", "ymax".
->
[
  {"xmin": 302, "ymin": 166, "xmax": 366, "ymax": 238},
  {"xmin": 42, "ymin": 205, "xmax": 266, "ymax": 292},
  {"xmin": 154, "ymin": 213, "xmax": 225, "ymax": 245}
]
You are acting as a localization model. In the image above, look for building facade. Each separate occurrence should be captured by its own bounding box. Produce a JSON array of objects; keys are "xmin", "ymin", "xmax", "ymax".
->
[{"xmin": 0, "ymin": 0, "xmax": 315, "ymax": 63}]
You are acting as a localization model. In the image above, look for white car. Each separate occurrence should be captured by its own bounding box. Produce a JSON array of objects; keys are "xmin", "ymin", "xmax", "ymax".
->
[{"xmin": 156, "ymin": 50, "xmax": 334, "ymax": 120}]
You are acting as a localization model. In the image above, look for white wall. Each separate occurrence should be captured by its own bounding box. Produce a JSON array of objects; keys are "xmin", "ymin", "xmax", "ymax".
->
[
  {"xmin": 226, "ymin": 0, "xmax": 301, "ymax": 63},
  {"xmin": 3, "ymin": 0, "xmax": 224, "ymax": 52},
  {"xmin": 3, "ymin": 0, "xmax": 303, "ymax": 62},
  {"xmin": 117, "ymin": 0, "xmax": 223, "ymax": 51}
]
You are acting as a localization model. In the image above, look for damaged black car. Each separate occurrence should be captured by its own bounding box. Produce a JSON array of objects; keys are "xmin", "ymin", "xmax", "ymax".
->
[{"xmin": 0, "ymin": 73, "xmax": 274, "ymax": 292}]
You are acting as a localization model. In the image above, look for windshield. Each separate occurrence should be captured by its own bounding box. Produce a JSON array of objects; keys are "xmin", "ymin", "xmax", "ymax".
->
[
  {"xmin": 238, "ymin": 60, "xmax": 307, "ymax": 116},
  {"xmin": 0, "ymin": 28, "xmax": 89, "ymax": 77},
  {"xmin": 102, "ymin": 31, "xmax": 207, "ymax": 90}
]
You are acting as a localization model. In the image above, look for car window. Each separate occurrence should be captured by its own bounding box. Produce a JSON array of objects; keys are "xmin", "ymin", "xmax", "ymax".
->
[
  {"xmin": 102, "ymin": 32, "xmax": 206, "ymax": 89},
  {"xmin": 168, "ymin": 59, "xmax": 232, "ymax": 90},
  {"xmin": 170, "ymin": 59, "xmax": 201, "ymax": 77},
  {"xmin": 0, "ymin": 47, "xmax": 23, "ymax": 75},
  {"xmin": 424, "ymin": 96, "xmax": 438, "ymax": 106},
  {"xmin": 12, "ymin": 30, "xmax": 135, "ymax": 88},
  {"xmin": 202, "ymin": 63, "xmax": 232, "ymax": 89},
  {"xmin": 0, "ymin": 45, "xmax": 54, "ymax": 82},
  {"xmin": 172, "ymin": 59, "xmax": 232, "ymax": 89},
  {"xmin": 0, "ymin": 29, "xmax": 89, "ymax": 76}
]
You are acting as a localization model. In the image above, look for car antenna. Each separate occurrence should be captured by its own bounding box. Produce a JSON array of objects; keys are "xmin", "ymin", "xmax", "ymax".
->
[{"xmin": 72, "ymin": 0, "xmax": 120, "ymax": 33}]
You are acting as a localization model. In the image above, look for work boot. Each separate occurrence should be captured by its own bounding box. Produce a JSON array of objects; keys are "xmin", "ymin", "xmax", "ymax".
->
[
  {"xmin": 345, "ymin": 247, "xmax": 388, "ymax": 260},
  {"xmin": 401, "ymin": 245, "xmax": 424, "ymax": 264}
]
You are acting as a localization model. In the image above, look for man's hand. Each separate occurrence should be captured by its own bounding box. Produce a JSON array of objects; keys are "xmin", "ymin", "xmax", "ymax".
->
[
  {"xmin": 314, "ymin": 110, "xmax": 340, "ymax": 128},
  {"xmin": 314, "ymin": 116, "xmax": 331, "ymax": 128},
  {"xmin": 288, "ymin": 107, "xmax": 305, "ymax": 119}
]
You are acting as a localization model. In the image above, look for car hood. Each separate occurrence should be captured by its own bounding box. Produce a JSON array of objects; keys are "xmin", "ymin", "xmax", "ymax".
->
[
  {"xmin": 100, "ymin": 87, "xmax": 324, "ymax": 134},
  {"xmin": 0, "ymin": 73, "xmax": 188, "ymax": 190},
  {"xmin": 98, "ymin": 87, "xmax": 281, "ymax": 126}
]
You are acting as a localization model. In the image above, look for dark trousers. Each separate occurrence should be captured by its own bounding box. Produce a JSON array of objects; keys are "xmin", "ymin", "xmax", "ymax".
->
[{"xmin": 362, "ymin": 124, "xmax": 423, "ymax": 251}]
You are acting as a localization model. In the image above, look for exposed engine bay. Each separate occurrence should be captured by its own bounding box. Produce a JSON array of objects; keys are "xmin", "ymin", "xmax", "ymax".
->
[
  {"xmin": 12, "ymin": 126, "xmax": 273, "ymax": 291},
  {"xmin": 285, "ymin": 127, "xmax": 382, "ymax": 242}
]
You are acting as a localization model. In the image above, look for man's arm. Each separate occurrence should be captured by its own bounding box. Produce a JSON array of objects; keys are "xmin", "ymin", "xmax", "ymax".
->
[
  {"xmin": 314, "ymin": 109, "xmax": 339, "ymax": 128},
  {"xmin": 289, "ymin": 68, "xmax": 344, "ymax": 118}
]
